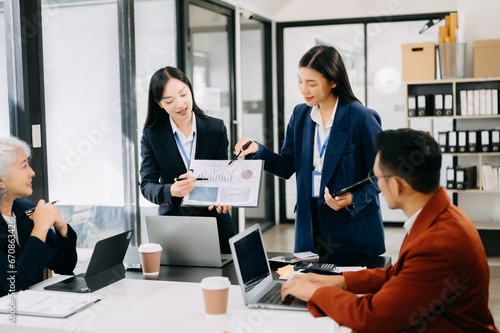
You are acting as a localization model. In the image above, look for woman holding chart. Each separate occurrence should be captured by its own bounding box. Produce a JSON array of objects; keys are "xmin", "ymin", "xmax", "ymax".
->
[
  {"xmin": 140, "ymin": 66, "xmax": 233, "ymax": 253},
  {"xmin": 235, "ymin": 45, "xmax": 385, "ymax": 257},
  {"xmin": 0, "ymin": 137, "xmax": 77, "ymax": 297}
]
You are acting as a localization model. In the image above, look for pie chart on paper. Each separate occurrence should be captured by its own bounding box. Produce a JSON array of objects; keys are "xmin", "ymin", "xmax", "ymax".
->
[{"xmin": 241, "ymin": 169, "xmax": 253, "ymax": 180}]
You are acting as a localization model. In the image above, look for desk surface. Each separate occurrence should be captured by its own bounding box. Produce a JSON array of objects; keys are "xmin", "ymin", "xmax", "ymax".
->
[
  {"xmin": 1, "ymin": 277, "xmax": 348, "ymax": 333},
  {"xmin": 1, "ymin": 252, "xmax": 390, "ymax": 332},
  {"xmin": 126, "ymin": 251, "xmax": 392, "ymax": 285}
]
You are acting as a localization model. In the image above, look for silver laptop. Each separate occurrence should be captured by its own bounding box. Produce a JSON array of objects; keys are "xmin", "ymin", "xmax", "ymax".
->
[
  {"xmin": 145, "ymin": 216, "xmax": 232, "ymax": 268},
  {"xmin": 229, "ymin": 224, "xmax": 307, "ymax": 311}
]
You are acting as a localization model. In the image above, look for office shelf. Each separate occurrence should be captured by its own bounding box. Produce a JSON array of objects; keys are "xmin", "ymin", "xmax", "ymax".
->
[
  {"xmin": 409, "ymin": 115, "xmax": 500, "ymax": 120},
  {"xmin": 474, "ymin": 221, "xmax": 500, "ymax": 230},
  {"xmin": 443, "ymin": 152, "xmax": 500, "ymax": 156},
  {"xmin": 447, "ymin": 189, "xmax": 500, "ymax": 194},
  {"xmin": 405, "ymin": 77, "xmax": 500, "ymax": 238}
]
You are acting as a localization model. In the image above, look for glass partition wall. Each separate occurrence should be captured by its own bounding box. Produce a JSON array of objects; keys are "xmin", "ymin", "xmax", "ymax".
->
[
  {"xmin": 279, "ymin": 14, "xmax": 447, "ymax": 223},
  {"xmin": 134, "ymin": 0, "xmax": 177, "ymax": 244},
  {"xmin": 0, "ymin": 3, "xmax": 10, "ymax": 137},
  {"xmin": 41, "ymin": 1, "xmax": 125, "ymax": 259},
  {"xmin": 240, "ymin": 15, "xmax": 274, "ymax": 229}
]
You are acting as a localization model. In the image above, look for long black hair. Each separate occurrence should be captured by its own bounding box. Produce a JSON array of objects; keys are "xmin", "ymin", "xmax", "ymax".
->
[
  {"xmin": 298, "ymin": 45, "xmax": 360, "ymax": 104},
  {"xmin": 144, "ymin": 66, "xmax": 206, "ymax": 128}
]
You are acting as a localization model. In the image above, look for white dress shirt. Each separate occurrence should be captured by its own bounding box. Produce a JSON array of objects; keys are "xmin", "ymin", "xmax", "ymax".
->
[
  {"xmin": 170, "ymin": 113, "xmax": 197, "ymax": 169},
  {"xmin": 311, "ymin": 100, "xmax": 338, "ymax": 172},
  {"xmin": 403, "ymin": 208, "xmax": 422, "ymax": 235}
]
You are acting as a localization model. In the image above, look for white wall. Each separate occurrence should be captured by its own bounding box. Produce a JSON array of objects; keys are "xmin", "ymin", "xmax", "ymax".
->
[
  {"xmin": 273, "ymin": 0, "xmax": 457, "ymax": 22},
  {"xmin": 457, "ymin": 0, "xmax": 500, "ymax": 77}
]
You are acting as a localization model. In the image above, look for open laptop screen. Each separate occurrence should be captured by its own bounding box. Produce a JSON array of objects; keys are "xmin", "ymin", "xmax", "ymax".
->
[{"xmin": 233, "ymin": 228, "xmax": 269, "ymax": 291}]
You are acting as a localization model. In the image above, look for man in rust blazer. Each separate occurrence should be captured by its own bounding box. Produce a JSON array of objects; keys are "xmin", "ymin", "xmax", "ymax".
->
[{"xmin": 282, "ymin": 128, "xmax": 498, "ymax": 333}]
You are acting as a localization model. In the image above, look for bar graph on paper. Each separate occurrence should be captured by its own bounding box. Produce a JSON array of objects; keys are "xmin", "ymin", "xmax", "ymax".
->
[
  {"xmin": 195, "ymin": 169, "xmax": 234, "ymax": 183},
  {"xmin": 182, "ymin": 159, "xmax": 263, "ymax": 207}
]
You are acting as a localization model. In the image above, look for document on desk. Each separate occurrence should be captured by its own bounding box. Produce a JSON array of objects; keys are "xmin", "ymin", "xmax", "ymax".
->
[
  {"xmin": 0, "ymin": 290, "xmax": 100, "ymax": 318},
  {"xmin": 182, "ymin": 159, "xmax": 263, "ymax": 207},
  {"xmin": 337, "ymin": 266, "xmax": 367, "ymax": 273}
]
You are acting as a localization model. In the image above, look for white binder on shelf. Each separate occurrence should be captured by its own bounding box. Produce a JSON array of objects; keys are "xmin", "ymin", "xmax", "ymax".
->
[
  {"xmin": 473, "ymin": 90, "xmax": 480, "ymax": 116},
  {"xmin": 486, "ymin": 89, "xmax": 493, "ymax": 115},
  {"xmin": 460, "ymin": 90, "xmax": 467, "ymax": 116},
  {"xmin": 448, "ymin": 131, "xmax": 457, "ymax": 153},
  {"xmin": 408, "ymin": 95, "xmax": 417, "ymax": 117},
  {"xmin": 458, "ymin": 131, "xmax": 467, "ymax": 153},
  {"xmin": 434, "ymin": 94, "xmax": 444, "ymax": 116},
  {"xmin": 444, "ymin": 94, "xmax": 453, "ymax": 116},
  {"xmin": 479, "ymin": 89, "xmax": 487, "ymax": 115},
  {"xmin": 467, "ymin": 90, "xmax": 474, "ymax": 116},
  {"xmin": 492, "ymin": 89, "xmax": 499, "ymax": 115},
  {"xmin": 417, "ymin": 95, "xmax": 426, "ymax": 116},
  {"xmin": 492, "ymin": 130, "xmax": 500, "ymax": 152}
]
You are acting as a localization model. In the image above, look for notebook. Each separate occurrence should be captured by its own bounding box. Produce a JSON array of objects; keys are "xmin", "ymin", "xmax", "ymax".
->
[
  {"xmin": 229, "ymin": 224, "xmax": 308, "ymax": 311},
  {"xmin": 44, "ymin": 230, "xmax": 133, "ymax": 293},
  {"xmin": 145, "ymin": 216, "xmax": 232, "ymax": 268},
  {"xmin": 0, "ymin": 290, "xmax": 100, "ymax": 318}
]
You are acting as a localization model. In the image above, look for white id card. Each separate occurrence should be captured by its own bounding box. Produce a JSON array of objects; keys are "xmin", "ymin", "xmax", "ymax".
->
[{"xmin": 312, "ymin": 170, "xmax": 321, "ymax": 198}]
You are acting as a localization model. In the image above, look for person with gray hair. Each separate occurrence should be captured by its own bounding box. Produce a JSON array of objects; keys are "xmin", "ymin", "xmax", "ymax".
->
[{"xmin": 0, "ymin": 137, "xmax": 77, "ymax": 297}]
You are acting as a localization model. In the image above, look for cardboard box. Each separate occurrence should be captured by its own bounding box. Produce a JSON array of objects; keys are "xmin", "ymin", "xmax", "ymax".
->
[
  {"xmin": 473, "ymin": 39, "xmax": 500, "ymax": 78},
  {"xmin": 401, "ymin": 42, "xmax": 436, "ymax": 81}
]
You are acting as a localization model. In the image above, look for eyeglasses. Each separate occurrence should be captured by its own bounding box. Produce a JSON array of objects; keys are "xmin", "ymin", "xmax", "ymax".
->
[{"xmin": 367, "ymin": 169, "xmax": 394, "ymax": 185}]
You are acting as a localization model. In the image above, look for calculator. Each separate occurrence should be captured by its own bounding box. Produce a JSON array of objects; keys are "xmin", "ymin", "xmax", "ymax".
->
[{"xmin": 294, "ymin": 262, "xmax": 339, "ymax": 275}]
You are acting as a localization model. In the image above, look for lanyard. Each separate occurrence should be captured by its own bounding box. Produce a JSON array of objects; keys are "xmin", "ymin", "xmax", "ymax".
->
[
  {"xmin": 316, "ymin": 123, "xmax": 330, "ymax": 159},
  {"xmin": 174, "ymin": 132, "xmax": 195, "ymax": 165}
]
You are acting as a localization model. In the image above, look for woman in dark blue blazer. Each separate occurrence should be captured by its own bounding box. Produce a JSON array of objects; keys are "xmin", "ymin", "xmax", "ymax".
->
[
  {"xmin": 236, "ymin": 45, "xmax": 385, "ymax": 257},
  {"xmin": 0, "ymin": 137, "xmax": 77, "ymax": 297},
  {"xmin": 140, "ymin": 66, "xmax": 234, "ymax": 253}
]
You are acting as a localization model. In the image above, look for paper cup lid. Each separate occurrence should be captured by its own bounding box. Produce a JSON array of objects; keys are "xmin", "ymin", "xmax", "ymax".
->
[
  {"xmin": 201, "ymin": 276, "xmax": 230, "ymax": 290},
  {"xmin": 138, "ymin": 243, "xmax": 162, "ymax": 253}
]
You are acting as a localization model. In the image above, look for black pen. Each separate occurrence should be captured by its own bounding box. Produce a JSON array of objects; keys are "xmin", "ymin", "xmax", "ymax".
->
[
  {"xmin": 174, "ymin": 177, "xmax": 209, "ymax": 181},
  {"xmin": 227, "ymin": 140, "xmax": 253, "ymax": 167},
  {"xmin": 25, "ymin": 200, "xmax": 59, "ymax": 216}
]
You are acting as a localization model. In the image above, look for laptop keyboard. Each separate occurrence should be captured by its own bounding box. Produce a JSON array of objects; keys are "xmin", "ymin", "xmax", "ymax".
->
[
  {"xmin": 53, "ymin": 277, "xmax": 89, "ymax": 292},
  {"xmin": 257, "ymin": 283, "xmax": 295, "ymax": 305}
]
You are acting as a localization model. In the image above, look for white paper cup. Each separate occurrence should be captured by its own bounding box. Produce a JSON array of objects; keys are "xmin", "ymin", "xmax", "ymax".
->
[
  {"xmin": 138, "ymin": 243, "xmax": 162, "ymax": 275},
  {"xmin": 201, "ymin": 276, "xmax": 230, "ymax": 315}
]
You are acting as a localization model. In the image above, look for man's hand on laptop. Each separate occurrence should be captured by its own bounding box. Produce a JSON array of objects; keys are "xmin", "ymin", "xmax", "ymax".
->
[
  {"xmin": 281, "ymin": 273, "xmax": 346, "ymax": 302},
  {"xmin": 295, "ymin": 272, "xmax": 346, "ymax": 288},
  {"xmin": 281, "ymin": 275, "xmax": 321, "ymax": 302},
  {"xmin": 208, "ymin": 203, "xmax": 232, "ymax": 214}
]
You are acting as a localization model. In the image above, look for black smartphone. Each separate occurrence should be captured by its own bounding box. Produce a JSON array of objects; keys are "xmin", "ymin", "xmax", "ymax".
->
[{"xmin": 332, "ymin": 177, "xmax": 371, "ymax": 197}]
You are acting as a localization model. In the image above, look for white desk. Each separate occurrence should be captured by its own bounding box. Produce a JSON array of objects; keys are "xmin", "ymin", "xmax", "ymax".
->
[{"xmin": 1, "ymin": 276, "xmax": 350, "ymax": 333}]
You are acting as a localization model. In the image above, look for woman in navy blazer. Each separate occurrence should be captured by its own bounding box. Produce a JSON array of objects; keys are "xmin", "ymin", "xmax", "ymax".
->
[
  {"xmin": 140, "ymin": 66, "xmax": 234, "ymax": 253},
  {"xmin": 236, "ymin": 46, "xmax": 385, "ymax": 257},
  {"xmin": 0, "ymin": 137, "xmax": 77, "ymax": 297}
]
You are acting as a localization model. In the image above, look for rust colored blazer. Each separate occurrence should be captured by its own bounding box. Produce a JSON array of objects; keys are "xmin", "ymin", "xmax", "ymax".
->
[{"xmin": 307, "ymin": 187, "xmax": 498, "ymax": 333}]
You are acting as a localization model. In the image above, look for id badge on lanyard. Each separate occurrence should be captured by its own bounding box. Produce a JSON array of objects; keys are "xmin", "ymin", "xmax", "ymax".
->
[
  {"xmin": 312, "ymin": 170, "xmax": 321, "ymax": 198},
  {"xmin": 312, "ymin": 124, "xmax": 329, "ymax": 198}
]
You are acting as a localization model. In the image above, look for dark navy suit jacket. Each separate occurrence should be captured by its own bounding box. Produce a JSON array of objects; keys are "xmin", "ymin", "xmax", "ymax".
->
[
  {"xmin": 140, "ymin": 114, "xmax": 234, "ymax": 253},
  {"xmin": 255, "ymin": 100, "xmax": 385, "ymax": 255},
  {"xmin": 0, "ymin": 198, "xmax": 78, "ymax": 297}
]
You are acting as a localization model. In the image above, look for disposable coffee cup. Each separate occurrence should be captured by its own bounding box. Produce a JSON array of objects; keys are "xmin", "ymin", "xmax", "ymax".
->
[
  {"xmin": 138, "ymin": 243, "xmax": 162, "ymax": 275},
  {"xmin": 201, "ymin": 276, "xmax": 230, "ymax": 315}
]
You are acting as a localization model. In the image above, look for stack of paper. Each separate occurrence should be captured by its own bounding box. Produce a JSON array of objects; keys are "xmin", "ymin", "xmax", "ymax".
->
[
  {"xmin": 293, "ymin": 251, "xmax": 319, "ymax": 261},
  {"xmin": 0, "ymin": 290, "xmax": 100, "ymax": 318}
]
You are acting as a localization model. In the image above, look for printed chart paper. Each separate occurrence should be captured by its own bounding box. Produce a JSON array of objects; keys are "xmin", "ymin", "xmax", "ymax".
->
[{"xmin": 181, "ymin": 159, "xmax": 263, "ymax": 207}]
